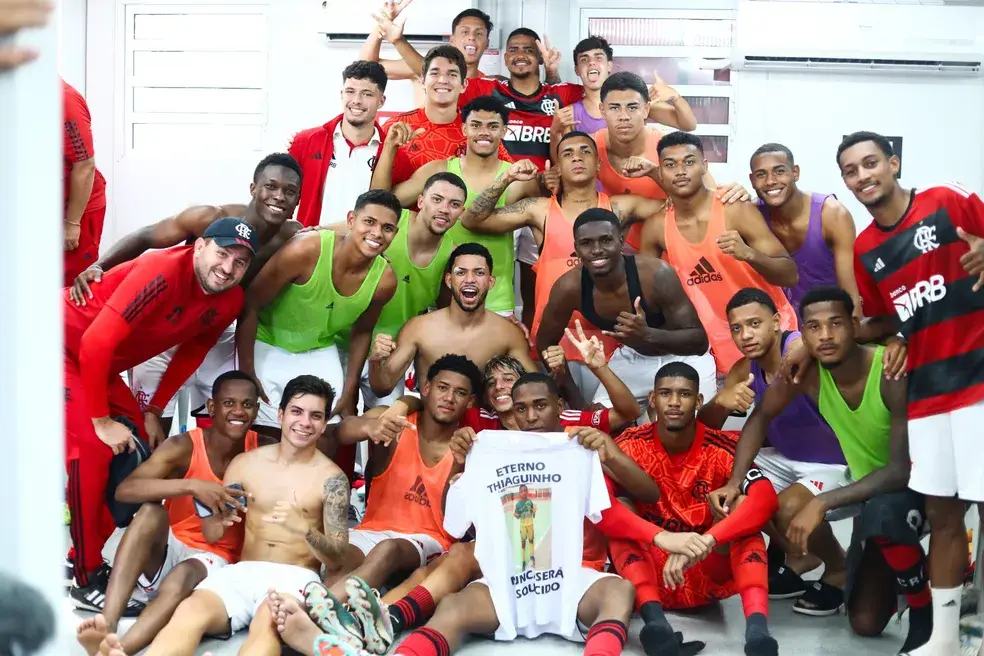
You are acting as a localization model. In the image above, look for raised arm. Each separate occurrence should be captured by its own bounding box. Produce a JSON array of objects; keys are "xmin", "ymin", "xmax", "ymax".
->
[
  {"xmin": 303, "ymin": 471, "xmax": 351, "ymax": 566},
  {"xmin": 235, "ymin": 234, "xmax": 319, "ymax": 400},
  {"xmin": 336, "ymin": 267, "xmax": 398, "ymax": 416},
  {"xmin": 647, "ymin": 76, "xmax": 698, "ymax": 132},
  {"xmin": 698, "ymin": 358, "xmax": 753, "ymax": 430},
  {"xmin": 391, "ymin": 159, "xmax": 445, "ymax": 208},
  {"xmin": 370, "ymin": 123, "xmax": 423, "ymax": 192},
  {"xmin": 459, "ymin": 161, "xmax": 544, "ymax": 234},
  {"xmin": 823, "ymin": 199, "xmax": 862, "ymax": 317},
  {"xmin": 70, "ymin": 204, "xmax": 245, "ymax": 304},
  {"xmin": 368, "ymin": 315, "xmax": 421, "ymax": 396},
  {"xmin": 727, "ymin": 202, "xmax": 799, "ymax": 287}
]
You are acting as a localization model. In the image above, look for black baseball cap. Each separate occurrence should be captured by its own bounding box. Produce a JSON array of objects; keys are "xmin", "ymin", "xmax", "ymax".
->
[{"xmin": 203, "ymin": 217, "xmax": 258, "ymax": 254}]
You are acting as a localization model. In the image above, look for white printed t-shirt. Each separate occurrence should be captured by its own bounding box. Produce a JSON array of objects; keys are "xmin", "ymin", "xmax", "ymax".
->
[{"xmin": 443, "ymin": 430, "xmax": 610, "ymax": 640}]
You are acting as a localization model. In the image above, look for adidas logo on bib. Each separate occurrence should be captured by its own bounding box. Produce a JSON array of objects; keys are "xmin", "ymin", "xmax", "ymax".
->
[
  {"xmin": 687, "ymin": 257, "xmax": 723, "ymax": 286},
  {"xmin": 404, "ymin": 475, "xmax": 431, "ymax": 507}
]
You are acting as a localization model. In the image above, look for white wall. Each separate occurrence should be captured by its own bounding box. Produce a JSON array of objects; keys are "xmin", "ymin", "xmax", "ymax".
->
[
  {"xmin": 59, "ymin": 0, "xmax": 87, "ymax": 91},
  {"xmin": 732, "ymin": 69, "xmax": 984, "ymax": 235},
  {"xmin": 80, "ymin": 0, "xmax": 984, "ymax": 243}
]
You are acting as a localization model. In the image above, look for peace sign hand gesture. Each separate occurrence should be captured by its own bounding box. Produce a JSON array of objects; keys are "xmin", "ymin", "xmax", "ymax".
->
[
  {"xmin": 565, "ymin": 320, "xmax": 607, "ymax": 369},
  {"xmin": 535, "ymin": 37, "xmax": 561, "ymax": 75},
  {"xmin": 957, "ymin": 226, "xmax": 984, "ymax": 291}
]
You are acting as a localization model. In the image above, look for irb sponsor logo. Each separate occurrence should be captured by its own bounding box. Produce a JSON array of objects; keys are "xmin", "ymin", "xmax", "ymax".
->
[
  {"xmin": 891, "ymin": 274, "xmax": 946, "ymax": 322},
  {"xmin": 504, "ymin": 124, "xmax": 550, "ymax": 143}
]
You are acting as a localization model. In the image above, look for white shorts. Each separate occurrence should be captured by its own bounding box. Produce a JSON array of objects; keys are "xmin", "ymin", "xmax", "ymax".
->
[
  {"xmin": 753, "ymin": 448, "xmax": 854, "ymax": 521},
  {"xmin": 195, "ymin": 561, "xmax": 320, "ymax": 634},
  {"xmin": 102, "ymin": 527, "xmax": 229, "ymax": 604},
  {"xmin": 472, "ymin": 567, "xmax": 617, "ymax": 642},
  {"xmin": 908, "ymin": 398, "xmax": 984, "ymax": 501},
  {"xmin": 338, "ymin": 350, "xmax": 404, "ymax": 410},
  {"xmin": 253, "ymin": 340, "xmax": 344, "ymax": 428},
  {"xmin": 593, "ymin": 347, "xmax": 717, "ymax": 424},
  {"xmin": 130, "ymin": 322, "xmax": 237, "ymax": 417},
  {"xmin": 348, "ymin": 529, "xmax": 445, "ymax": 567}
]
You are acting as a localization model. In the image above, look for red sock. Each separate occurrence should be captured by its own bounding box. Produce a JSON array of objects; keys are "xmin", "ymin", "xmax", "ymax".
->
[
  {"xmin": 583, "ymin": 620, "xmax": 628, "ymax": 656},
  {"xmin": 609, "ymin": 539, "xmax": 661, "ymax": 611},
  {"xmin": 730, "ymin": 534, "xmax": 769, "ymax": 617},
  {"xmin": 393, "ymin": 627, "xmax": 450, "ymax": 656},
  {"xmin": 390, "ymin": 585, "xmax": 437, "ymax": 632},
  {"xmin": 872, "ymin": 537, "xmax": 931, "ymax": 609}
]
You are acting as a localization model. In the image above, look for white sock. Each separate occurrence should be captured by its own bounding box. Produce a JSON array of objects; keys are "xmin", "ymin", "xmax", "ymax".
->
[{"xmin": 929, "ymin": 585, "xmax": 962, "ymax": 647}]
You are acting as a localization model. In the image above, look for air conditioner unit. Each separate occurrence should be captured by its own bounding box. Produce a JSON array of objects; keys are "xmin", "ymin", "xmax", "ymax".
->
[
  {"xmin": 732, "ymin": 1, "xmax": 984, "ymax": 76},
  {"xmin": 319, "ymin": 0, "xmax": 477, "ymax": 43}
]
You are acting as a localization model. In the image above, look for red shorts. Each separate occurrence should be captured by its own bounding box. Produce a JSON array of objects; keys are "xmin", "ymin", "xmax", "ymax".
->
[
  {"xmin": 64, "ymin": 204, "xmax": 106, "ymax": 287},
  {"xmin": 650, "ymin": 547, "xmax": 736, "ymax": 610}
]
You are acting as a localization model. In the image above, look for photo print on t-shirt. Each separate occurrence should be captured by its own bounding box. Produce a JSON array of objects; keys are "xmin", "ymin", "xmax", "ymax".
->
[{"xmin": 501, "ymin": 484, "xmax": 552, "ymax": 573}]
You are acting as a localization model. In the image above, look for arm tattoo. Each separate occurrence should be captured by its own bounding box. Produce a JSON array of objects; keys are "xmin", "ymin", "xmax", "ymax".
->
[
  {"xmin": 304, "ymin": 472, "xmax": 350, "ymax": 564},
  {"xmin": 468, "ymin": 173, "xmax": 512, "ymax": 219}
]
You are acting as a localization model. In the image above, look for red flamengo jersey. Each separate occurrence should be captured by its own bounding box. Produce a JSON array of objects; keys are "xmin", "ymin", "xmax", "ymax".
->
[
  {"xmin": 63, "ymin": 247, "xmax": 244, "ymax": 373},
  {"xmin": 460, "ymin": 79, "xmax": 584, "ymax": 171},
  {"xmin": 62, "ymin": 80, "xmax": 107, "ymax": 213},
  {"xmin": 387, "ymin": 108, "xmax": 512, "ymax": 185},
  {"xmin": 853, "ymin": 184, "xmax": 984, "ymax": 419},
  {"xmin": 615, "ymin": 422, "xmax": 737, "ymax": 535},
  {"xmin": 462, "ymin": 407, "xmax": 611, "ymax": 432}
]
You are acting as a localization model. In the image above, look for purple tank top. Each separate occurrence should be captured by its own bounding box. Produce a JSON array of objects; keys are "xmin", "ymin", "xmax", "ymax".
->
[
  {"xmin": 572, "ymin": 100, "xmax": 607, "ymax": 135},
  {"xmin": 749, "ymin": 332, "xmax": 846, "ymax": 465},
  {"xmin": 759, "ymin": 192, "xmax": 838, "ymax": 312}
]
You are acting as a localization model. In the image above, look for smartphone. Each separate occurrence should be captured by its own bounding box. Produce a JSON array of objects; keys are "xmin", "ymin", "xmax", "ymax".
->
[
  {"xmin": 193, "ymin": 497, "xmax": 214, "ymax": 518},
  {"xmin": 226, "ymin": 483, "xmax": 247, "ymax": 511}
]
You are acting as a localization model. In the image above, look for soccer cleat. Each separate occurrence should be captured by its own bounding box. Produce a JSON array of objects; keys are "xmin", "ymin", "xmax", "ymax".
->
[
  {"xmin": 304, "ymin": 581, "xmax": 365, "ymax": 649},
  {"xmin": 314, "ymin": 633, "xmax": 371, "ymax": 656},
  {"xmin": 344, "ymin": 576, "xmax": 393, "ymax": 654}
]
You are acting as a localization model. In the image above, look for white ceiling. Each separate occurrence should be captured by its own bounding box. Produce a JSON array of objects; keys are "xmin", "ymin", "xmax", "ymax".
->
[{"xmin": 753, "ymin": 0, "xmax": 984, "ymax": 5}]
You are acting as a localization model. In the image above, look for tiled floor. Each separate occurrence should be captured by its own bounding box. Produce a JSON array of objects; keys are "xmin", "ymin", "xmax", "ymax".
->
[{"xmin": 68, "ymin": 596, "xmax": 904, "ymax": 655}]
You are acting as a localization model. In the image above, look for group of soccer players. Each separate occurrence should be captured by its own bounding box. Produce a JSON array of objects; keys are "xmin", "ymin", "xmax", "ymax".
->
[{"xmin": 62, "ymin": 4, "xmax": 984, "ymax": 656}]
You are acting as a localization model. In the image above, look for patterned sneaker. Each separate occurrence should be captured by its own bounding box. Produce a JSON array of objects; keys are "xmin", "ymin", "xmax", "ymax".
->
[
  {"xmin": 313, "ymin": 634, "xmax": 371, "ymax": 656},
  {"xmin": 344, "ymin": 576, "xmax": 393, "ymax": 654},
  {"xmin": 304, "ymin": 581, "xmax": 365, "ymax": 649},
  {"xmin": 69, "ymin": 564, "xmax": 112, "ymax": 612}
]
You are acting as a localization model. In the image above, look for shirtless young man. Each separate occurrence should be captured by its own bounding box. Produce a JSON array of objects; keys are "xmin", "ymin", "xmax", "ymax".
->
[
  {"xmin": 536, "ymin": 209, "xmax": 713, "ymax": 416},
  {"xmin": 103, "ymin": 375, "xmax": 350, "ymax": 656},
  {"xmin": 378, "ymin": 96, "xmax": 537, "ymax": 315},
  {"xmin": 323, "ymin": 172, "xmax": 467, "ymax": 407},
  {"xmin": 236, "ymin": 189, "xmax": 400, "ymax": 437},
  {"xmin": 711, "ymin": 287, "xmax": 932, "ymax": 653},
  {"xmin": 748, "ymin": 142, "xmax": 860, "ymax": 311},
  {"xmin": 68, "ymin": 153, "xmax": 303, "ymax": 434},
  {"xmin": 298, "ymin": 354, "xmax": 484, "ymax": 653},
  {"xmin": 622, "ymin": 130, "xmax": 799, "ymax": 379},
  {"xmin": 361, "ymin": 6, "xmax": 494, "ymax": 107},
  {"xmin": 368, "ymin": 242, "xmax": 536, "ymax": 397},
  {"xmin": 75, "ymin": 371, "xmax": 265, "ymax": 655}
]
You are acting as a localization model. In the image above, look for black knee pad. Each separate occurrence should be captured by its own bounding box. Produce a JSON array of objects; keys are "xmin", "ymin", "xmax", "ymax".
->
[{"xmin": 856, "ymin": 490, "xmax": 927, "ymax": 546}]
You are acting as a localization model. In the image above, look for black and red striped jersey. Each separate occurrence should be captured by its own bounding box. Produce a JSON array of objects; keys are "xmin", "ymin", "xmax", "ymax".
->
[
  {"xmin": 459, "ymin": 78, "xmax": 584, "ymax": 170},
  {"xmin": 854, "ymin": 183, "xmax": 984, "ymax": 419}
]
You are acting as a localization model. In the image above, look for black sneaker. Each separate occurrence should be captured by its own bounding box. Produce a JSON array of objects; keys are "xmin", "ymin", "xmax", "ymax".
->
[
  {"xmin": 768, "ymin": 565, "xmax": 807, "ymax": 600},
  {"xmin": 899, "ymin": 605, "xmax": 932, "ymax": 654},
  {"xmin": 64, "ymin": 557, "xmax": 75, "ymax": 589},
  {"xmin": 69, "ymin": 564, "xmax": 112, "ymax": 612},
  {"xmin": 792, "ymin": 580, "xmax": 844, "ymax": 616}
]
